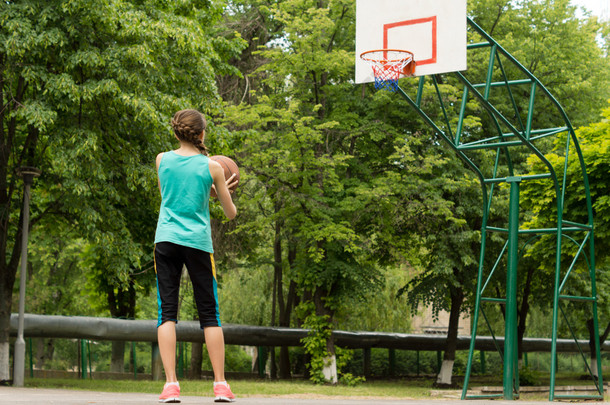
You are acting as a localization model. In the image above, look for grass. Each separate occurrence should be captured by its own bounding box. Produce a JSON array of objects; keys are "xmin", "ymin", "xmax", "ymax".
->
[
  {"xmin": 23, "ymin": 374, "xmax": 606, "ymax": 401},
  {"xmin": 24, "ymin": 377, "xmax": 436, "ymax": 399}
]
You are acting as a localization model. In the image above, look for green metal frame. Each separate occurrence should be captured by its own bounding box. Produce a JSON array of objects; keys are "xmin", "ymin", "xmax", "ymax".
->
[{"xmin": 378, "ymin": 18, "xmax": 602, "ymax": 400}]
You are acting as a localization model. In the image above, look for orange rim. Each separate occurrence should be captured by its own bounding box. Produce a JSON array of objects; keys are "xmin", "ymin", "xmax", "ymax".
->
[
  {"xmin": 360, "ymin": 49, "xmax": 414, "ymax": 63},
  {"xmin": 360, "ymin": 49, "xmax": 416, "ymax": 77}
]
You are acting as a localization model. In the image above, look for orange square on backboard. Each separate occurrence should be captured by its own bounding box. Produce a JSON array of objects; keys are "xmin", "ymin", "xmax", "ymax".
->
[
  {"xmin": 355, "ymin": 0, "xmax": 466, "ymax": 83},
  {"xmin": 384, "ymin": 16, "xmax": 437, "ymax": 66}
]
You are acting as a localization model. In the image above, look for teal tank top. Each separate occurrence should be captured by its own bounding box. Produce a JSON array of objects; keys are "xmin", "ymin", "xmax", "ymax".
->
[{"xmin": 154, "ymin": 151, "xmax": 214, "ymax": 253}]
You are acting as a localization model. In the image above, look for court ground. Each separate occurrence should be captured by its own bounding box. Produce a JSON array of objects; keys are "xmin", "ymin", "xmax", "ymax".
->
[{"xmin": 0, "ymin": 386, "xmax": 555, "ymax": 404}]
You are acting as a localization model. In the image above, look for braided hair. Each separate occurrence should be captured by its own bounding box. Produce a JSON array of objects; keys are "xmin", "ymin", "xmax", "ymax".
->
[{"xmin": 171, "ymin": 109, "xmax": 209, "ymax": 155}]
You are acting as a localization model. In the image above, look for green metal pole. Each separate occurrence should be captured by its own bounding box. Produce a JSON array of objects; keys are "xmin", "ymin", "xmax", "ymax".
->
[
  {"xmin": 80, "ymin": 339, "xmax": 87, "ymax": 379},
  {"xmin": 416, "ymin": 351, "xmax": 420, "ymax": 376},
  {"xmin": 462, "ymin": 185, "xmax": 491, "ymax": 399},
  {"xmin": 504, "ymin": 177, "xmax": 521, "ymax": 400},
  {"xmin": 484, "ymin": 45, "xmax": 497, "ymax": 100},
  {"xmin": 550, "ymin": 201, "xmax": 563, "ymax": 399},
  {"xmin": 132, "ymin": 342, "xmax": 137, "ymax": 380},
  {"xmin": 177, "ymin": 342, "xmax": 184, "ymax": 379},
  {"xmin": 257, "ymin": 346, "xmax": 266, "ymax": 378}
]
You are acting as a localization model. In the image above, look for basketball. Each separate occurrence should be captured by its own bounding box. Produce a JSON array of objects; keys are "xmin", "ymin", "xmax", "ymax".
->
[{"xmin": 209, "ymin": 155, "xmax": 240, "ymax": 196}]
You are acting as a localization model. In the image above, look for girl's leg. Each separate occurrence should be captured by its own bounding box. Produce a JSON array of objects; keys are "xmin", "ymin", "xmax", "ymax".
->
[
  {"xmin": 184, "ymin": 250, "xmax": 226, "ymax": 381},
  {"xmin": 158, "ymin": 321, "xmax": 178, "ymax": 382},
  {"xmin": 154, "ymin": 243, "xmax": 184, "ymax": 384},
  {"xmin": 204, "ymin": 326, "xmax": 226, "ymax": 382}
]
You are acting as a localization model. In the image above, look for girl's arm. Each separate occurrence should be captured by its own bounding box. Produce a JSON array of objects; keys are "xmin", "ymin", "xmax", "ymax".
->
[
  {"xmin": 156, "ymin": 153, "xmax": 164, "ymax": 194},
  {"xmin": 209, "ymin": 160, "xmax": 237, "ymax": 219}
]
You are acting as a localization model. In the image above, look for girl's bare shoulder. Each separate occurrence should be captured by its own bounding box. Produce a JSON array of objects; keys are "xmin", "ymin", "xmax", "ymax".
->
[{"xmin": 156, "ymin": 152, "xmax": 165, "ymax": 169}]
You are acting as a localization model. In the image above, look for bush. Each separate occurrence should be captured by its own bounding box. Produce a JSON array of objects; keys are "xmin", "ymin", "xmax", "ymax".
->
[
  {"xmin": 200, "ymin": 344, "xmax": 252, "ymax": 373},
  {"xmin": 519, "ymin": 366, "xmax": 541, "ymax": 386}
]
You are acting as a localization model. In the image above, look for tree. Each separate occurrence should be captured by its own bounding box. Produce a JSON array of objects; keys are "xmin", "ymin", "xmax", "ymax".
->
[
  {"xmin": 219, "ymin": 0, "xmax": 441, "ymax": 382},
  {"xmin": 521, "ymin": 101, "xmax": 610, "ymax": 375},
  {"xmin": 13, "ymin": 226, "xmax": 94, "ymax": 369},
  {"xmin": 396, "ymin": 136, "xmax": 492, "ymax": 386},
  {"xmin": 214, "ymin": 0, "xmax": 609, "ymax": 384},
  {"xmin": 0, "ymin": 0, "xmax": 244, "ymax": 379},
  {"xmin": 395, "ymin": 0, "xmax": 610, "ymax": 385},
  {"xmin": 470, "ymin": 0, "xmax": 610, "ymax": 128},
  {"xmin": 335, "ymin": 265, "xmax": 413, "ymax": 333},
  {"xmin": 464, "ymin": 0, "xmax": 610, "ymax": 368}
]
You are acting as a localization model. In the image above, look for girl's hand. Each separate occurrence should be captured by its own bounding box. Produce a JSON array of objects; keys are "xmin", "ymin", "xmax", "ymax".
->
[
  {"xmin": 210, "ymin": 173, "xmax": 238, "ymax": 198},
  {"xmin": 225, "ymin": 173, "xmax": 238, "ymax": 192},
  {"xmin": 209, "ymin": 160, "xmax": 237, "ymax": 219}
]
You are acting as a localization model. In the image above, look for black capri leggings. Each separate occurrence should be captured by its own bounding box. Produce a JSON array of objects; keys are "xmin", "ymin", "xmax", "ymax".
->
[{"xmin": 154, "ymin": 241, "xmax": 221, "ymax": 328}]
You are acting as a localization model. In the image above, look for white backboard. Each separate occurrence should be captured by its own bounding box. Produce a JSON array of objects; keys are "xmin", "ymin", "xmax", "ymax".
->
[{"xmin": 355, "ymin": 0, "xmax": 467, "ymax": 83}]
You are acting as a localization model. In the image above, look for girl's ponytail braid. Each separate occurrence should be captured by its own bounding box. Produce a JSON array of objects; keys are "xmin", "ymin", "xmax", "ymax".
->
[
  {"xmin": 189, "ymin": 131, "xmax": 209, "ymax": 156},
  {"xmin": 171, "ymin": 109, "xmax": 209, "ymax": 156}
]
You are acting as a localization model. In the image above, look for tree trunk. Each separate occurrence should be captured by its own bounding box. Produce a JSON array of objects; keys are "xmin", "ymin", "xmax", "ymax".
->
[
  {"xmin": 0, "ymin": 259, "xmax": 18, "ymax": 381},
  {"xmin": 35, "ymin": 338, "xmax": 55, "ymax": 369},
  {"xmin": 189, "ymin": 342, "xmax": 203, "ymax": 379},
  {"xmin": 273, "ymin": 221, "xmax": 298, "ymax": 379},
  {"xmin": 517, "ymin": 266, "xmax": 534, "ymax": 362},
  {"xmin": 110, "ymin": 342, "xmax": 125, "ymax": 373},
  {"xmin": 436, "ymin": 284, "xmax": 464, "ymax": 386},
  {"xmin": 269, "ymin": 347, "xmax": 277, "ymax": 379},
  {"xmin": 0, "ymin": 74, "xmax": 27, "ymax": 381},
  {"xmin": 0, "ymin": 205, "xmax": 24, "ymax": 381},
  {"xmin": 278, "ymin": 346, "xmax": 291, "ymax": 379},
  {"xmin": 278, "ymin": 280, "xmax": 297, "ymax": 379},
  {"xmin": 586, "ymin": 319, "xmax": 610, "ymax": 378},
  {"xmin": 588, "ymin": 319, "xmax": 599, "ymax": 378},
  {"xmin": 0, "ymin": 308, "xmax": 10, "ymax": 382},
  {"xmin": 107, "ymin": 279, "xmax": 136, "ymax": 373},
  {"xmin": 269, "ymin": 213, "xmax": 281, "ymax": 379},
  {"xmin": 313, "ymin": 287, "xmax": 337, "ymax": 384},
  {"xmin": 322, "ymin": 335, "xmax": 337, "ymax": 384}
]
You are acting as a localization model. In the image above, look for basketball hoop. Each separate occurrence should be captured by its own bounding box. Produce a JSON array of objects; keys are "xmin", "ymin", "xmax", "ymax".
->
[{"xmin": 360, "ymin": 49, "xmax": 416, "ymax": 91}]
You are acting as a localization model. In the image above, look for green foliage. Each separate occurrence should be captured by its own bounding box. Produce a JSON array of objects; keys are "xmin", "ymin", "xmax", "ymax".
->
[
  {"xmin": 16, "ymin": 229, "xmax": 94, "ymax": 316},
  {"xmin": 520, "ymin": 102, "xmax": 610, "ymax": 335},
  {"xmin": 334, "ymin": 265, "xmax": 412, "ymax": 333},
  {"xmin": 469, "ymin": 0, "xmax": 610, "ymax": 128},
  {"xmin": 335, "ymin": 347, "xmax": 365, "ymax": 386},
  {"xmin": 0, "ymin": 0, "xmax": 246, "ymax": 318},
  {"xmin": 300, "ymin": 309, "xmax": 333, "ymax": 384},
  {"xmin": 299, "ymin": 304, "xmax": 368, "ymax": 384},
  {"xmin": 519, "ymin": 365, "xmax": 542, "ymax": 386},
  {"xmin": 3, "ymin": 0, "xmax": 610, "ymax": 382},
  {"xmin": 224, "ymin": 345, "xmax": 254, "ymax": 373},
  {"xmin": 40, "ymin": 339, "xmax": 79, "ymax": 372},
  {"xmin": 338, "ymin": 372, "xmax": 365, "ymax": 387},
  {"xmin": 220, "ymin": 0, "xmax": 402, "ymax": 336},
  {"xmin": 396, "ymin": 148, "xmax": 483, "ymax": 317},
  {"xmin": 198, "ymin": 344, "xmax": 252, "ymax": 373},
  {"xmin": 0, "ymin": 0, "xmax": 247, "ymax": 379},
  {"xmin": 217, "ymin": 264, "xmax": 272, "ymax": 326}
]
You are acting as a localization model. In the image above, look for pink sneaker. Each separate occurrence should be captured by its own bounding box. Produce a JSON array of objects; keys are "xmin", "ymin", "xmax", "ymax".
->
[
  {"xmin": 213, "ymin": 382, "xmax": 236, "ymax": 402},
  {"xmin": 159, "ymin": 383, "xmax": 180, "ymax": 403}
]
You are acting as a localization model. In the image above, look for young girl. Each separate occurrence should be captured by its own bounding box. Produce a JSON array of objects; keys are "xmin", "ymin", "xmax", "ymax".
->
[{"xmin": 154, "ymin": 109, "xmax": 237, "ymax": 403}]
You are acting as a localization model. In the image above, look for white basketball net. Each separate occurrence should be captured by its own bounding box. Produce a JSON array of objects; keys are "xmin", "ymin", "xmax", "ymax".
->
[{"xmin": 360, "ymin": 50, "xmax": 415, "ymax": 91}]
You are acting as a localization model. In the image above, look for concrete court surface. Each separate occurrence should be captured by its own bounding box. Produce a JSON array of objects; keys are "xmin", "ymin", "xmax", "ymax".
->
[{"xmin": 0, "ymin": 386, "xmax": 566, "ymax": 404}]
